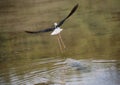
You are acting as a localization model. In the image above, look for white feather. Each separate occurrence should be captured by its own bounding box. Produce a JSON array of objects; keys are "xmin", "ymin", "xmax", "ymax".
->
[{"xmin": 51, "ymin": 27, "xmax": 63, "ymax": 35}]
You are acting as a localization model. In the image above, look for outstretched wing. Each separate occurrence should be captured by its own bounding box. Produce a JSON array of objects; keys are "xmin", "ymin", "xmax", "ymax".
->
[
  {"xmin": 57, "ymin": 4, "xmax": 79, "ymax": 27},
  {"xmin": 25, "ymin": 4, "xmax": 78, "ymax": 34},
  {"xmin": 25, "ymin": 27, "xmax": 55, "ymax": 34}
]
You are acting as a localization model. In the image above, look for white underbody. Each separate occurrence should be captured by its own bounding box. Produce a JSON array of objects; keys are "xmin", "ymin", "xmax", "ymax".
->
[{"xmin": 51, "ymin": 27, "xmax": 63, "ymax": 35}]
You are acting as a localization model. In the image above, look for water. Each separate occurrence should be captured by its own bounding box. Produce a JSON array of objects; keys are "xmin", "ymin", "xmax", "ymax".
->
[
  {"xmin": 0, "ymin": 58, "xmax": 120, "ymax": 85},
  {"xmin": 0, "ymin": 0, "xmax": 120, "ymax": 85}
]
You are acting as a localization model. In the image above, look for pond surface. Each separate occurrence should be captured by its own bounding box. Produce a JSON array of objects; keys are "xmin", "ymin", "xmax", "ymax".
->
[
  {"xmin": 0, "ymin": 58, "xmax": 120, "ymax": 85},
  {"xmin": 0, "ymin": 0, "xmax": 120, "ymax": 85}
]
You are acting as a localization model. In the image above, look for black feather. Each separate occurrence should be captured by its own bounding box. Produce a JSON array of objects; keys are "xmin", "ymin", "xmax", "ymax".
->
[
  {"xmin": 57, "ymin": 4, "xmax": 79, "ymax": 27},
  {"xmin": 25, "ymin": 27, "xmax": 55, "ymax": 34},
  {"xmin": 25, "ymin": 4, "xmax": 79, "ymax": 34}
]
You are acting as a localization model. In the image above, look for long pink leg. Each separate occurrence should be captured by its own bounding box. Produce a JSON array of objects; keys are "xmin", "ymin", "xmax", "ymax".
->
[
  {"xmin": 58, "ymin": 33, "xmax": 66, "ymax": 49},
  {"xmin": 57, "ymin": 34, "xmax": 63, "ymax": 53}
]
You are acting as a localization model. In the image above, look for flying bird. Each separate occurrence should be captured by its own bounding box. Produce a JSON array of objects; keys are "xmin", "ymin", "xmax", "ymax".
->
[{"xmin": 25, "ymin": 4, "xmax": 79, "ymax": 53}]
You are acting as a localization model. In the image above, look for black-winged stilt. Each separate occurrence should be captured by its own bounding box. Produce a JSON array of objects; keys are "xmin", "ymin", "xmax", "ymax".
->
[{"xmin": 25, "ymin": 4, "xmax": 78, "ymax": 53}]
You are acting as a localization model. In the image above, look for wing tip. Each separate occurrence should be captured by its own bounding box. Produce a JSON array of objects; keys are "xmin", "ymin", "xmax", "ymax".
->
[
  {"xmin": 75, "ymin": 3, "xmax": 79, "ymax": 9},
  {"xmin": 25, "ymin": 31, "xmax": 36, "ymax": 33},
  {"xmin": 25, "ymin": 31, "xmax": 31, "ymax": 33}
]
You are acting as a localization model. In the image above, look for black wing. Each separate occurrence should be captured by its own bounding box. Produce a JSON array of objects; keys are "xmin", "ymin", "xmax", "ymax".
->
[
  {"xmin": 56, "ymin": 4, "xmax": 79, "ymax": 27},
  {"xmin": 25, "ymin": 4, "xmax": 78, "ymax": 34},
  {"xmin": 25, "ymin": 27, "xmax": 55, "ymax": 34}
]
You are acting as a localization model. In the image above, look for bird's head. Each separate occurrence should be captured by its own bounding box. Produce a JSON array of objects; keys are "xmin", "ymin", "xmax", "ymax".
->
[{"xmin": 54, "ymin": 22, "xmax": 57, "ymax": 27}]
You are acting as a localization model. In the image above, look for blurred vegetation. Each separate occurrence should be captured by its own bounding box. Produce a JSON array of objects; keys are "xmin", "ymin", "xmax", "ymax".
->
[{"xmin": 0, "ymin": 0, "xmax": 120, "ymax": 62}]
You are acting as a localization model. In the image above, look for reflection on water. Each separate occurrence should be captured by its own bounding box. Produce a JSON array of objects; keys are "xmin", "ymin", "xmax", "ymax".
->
[{"xmin": 0, "ymin": 58, "xmax": 119, "ymax": 85}]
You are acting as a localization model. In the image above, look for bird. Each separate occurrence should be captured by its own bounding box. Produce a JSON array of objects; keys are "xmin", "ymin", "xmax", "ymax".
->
[{"xmin": 25, "ymin": 4, "xmax": 79, "ymax": 53}]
